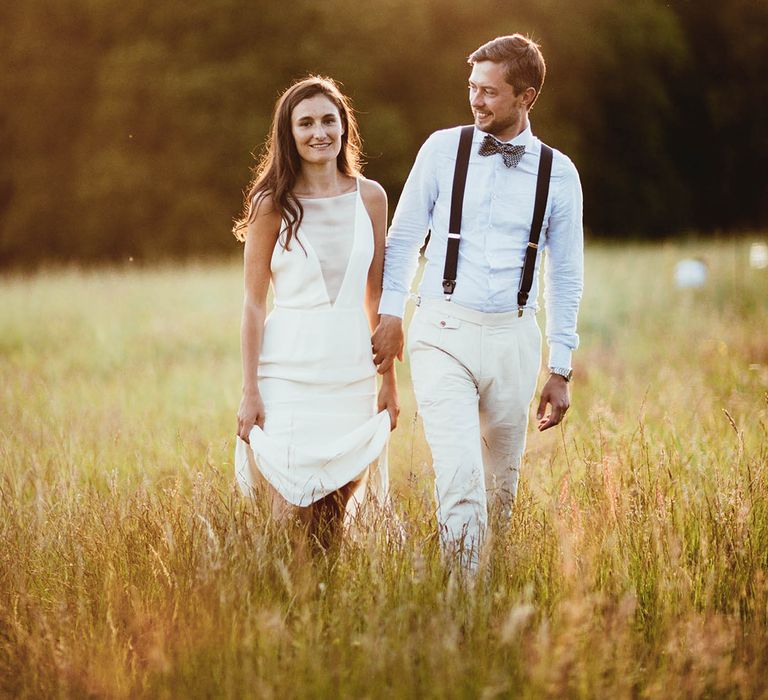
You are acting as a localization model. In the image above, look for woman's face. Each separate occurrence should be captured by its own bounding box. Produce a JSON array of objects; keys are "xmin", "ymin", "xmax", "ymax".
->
[{"xmin": 290, "ymin": 94, "xmax": 344, "ymax": 166}]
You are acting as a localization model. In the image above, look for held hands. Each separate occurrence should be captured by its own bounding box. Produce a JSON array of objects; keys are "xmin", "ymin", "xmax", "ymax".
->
[
  {"xmin": 372, "ymin": 313, "xmax": 402, "ymax": 429},
  {"xmin": 237, "ymin": 390, "xmax": 265, "ymax": 443},
  {"xmin": 536, "ymin": 374, "xmax": 570, "ymax": 431},
  {"xmin": 371, "ymin": 314, "xmax": 404, "ymax": 375}
]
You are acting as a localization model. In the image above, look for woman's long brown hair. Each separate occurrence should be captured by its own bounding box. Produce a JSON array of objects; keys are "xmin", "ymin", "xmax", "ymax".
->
[{"xmin": 232, "ymin": 76, "xmax": 363, "ymax": 249}]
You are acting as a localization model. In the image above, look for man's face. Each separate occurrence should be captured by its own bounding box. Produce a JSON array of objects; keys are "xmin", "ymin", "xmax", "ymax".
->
[{"xmin": 468, "ymin": 61, "xmax": 530, "ymax": 141}]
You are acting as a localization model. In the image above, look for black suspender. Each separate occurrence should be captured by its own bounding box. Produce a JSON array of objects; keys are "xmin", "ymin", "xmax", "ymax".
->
[
  {"xmin": 442, "ymin": 125, "xmax": 474, "ymax": 296},
  {"xmin": 517, "ymin": 143, "xmax": 553, "ymax": 315},
  {"xmin": 440, "ymin": 126, "xmax": 554, "ymax": 315}
]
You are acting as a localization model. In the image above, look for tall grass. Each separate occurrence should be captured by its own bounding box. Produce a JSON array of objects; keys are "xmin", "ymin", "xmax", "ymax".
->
[{"xmin": 1, "ymin": 239, "xmax": 767, "ymax": 698}]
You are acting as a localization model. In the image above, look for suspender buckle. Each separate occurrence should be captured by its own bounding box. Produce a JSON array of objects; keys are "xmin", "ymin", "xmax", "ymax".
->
[{"xmin": 527, "ymin": 241, "xmax": 538, "ymax": 249}]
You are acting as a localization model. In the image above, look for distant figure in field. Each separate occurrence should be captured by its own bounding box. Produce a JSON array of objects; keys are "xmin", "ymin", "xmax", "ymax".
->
[
  {"xmin": 233, "ymin": 76, "xmax": 399, "ymax": 546},
  {"xmin": 372, "ymin": 34, "xmax": 584, "ymax": 569}
]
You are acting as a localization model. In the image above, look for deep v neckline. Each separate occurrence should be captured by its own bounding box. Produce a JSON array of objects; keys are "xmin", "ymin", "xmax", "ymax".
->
[{"xmin": 298, "ymin": 178, "xmax": 360, "ymax": 309}]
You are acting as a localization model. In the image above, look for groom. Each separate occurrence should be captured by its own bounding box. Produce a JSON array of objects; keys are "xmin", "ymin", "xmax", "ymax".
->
[{"xmin": 372, "ymin": 34, "xmax": 584, "ymax": 568}]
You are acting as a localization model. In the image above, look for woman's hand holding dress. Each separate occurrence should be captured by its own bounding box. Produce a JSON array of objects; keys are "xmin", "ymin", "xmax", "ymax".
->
[{"xmin": 237, "ymin": 391, "xmax": 266, "ymax": 443}]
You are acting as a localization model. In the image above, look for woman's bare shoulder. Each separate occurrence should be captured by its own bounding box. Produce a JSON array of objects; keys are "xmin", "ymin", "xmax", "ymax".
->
[
  {"xmin": 244, "ymin": 193, "xmax": 281, "ymax": 250},
  {"xmin": 358, "ymin": 176, "xmax": 387, "ymax": 209},
  {"xmin": 250, "ymin": 192, "xmax": 282, "ymax": 222}
]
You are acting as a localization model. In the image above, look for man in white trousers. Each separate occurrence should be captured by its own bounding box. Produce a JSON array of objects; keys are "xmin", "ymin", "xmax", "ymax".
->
[{"xmin": 372, "ymin": 34, "xmax": 584, "ymax": 569}]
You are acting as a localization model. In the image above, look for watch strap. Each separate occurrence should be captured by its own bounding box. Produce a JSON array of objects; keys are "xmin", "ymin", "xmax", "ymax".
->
[{"xmin": 550, "ymin": 367, "xmax": 572, "ymax": 382}]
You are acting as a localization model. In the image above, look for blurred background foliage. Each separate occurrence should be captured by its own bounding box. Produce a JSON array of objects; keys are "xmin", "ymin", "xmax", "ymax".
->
[{"xmin": 1, "ymin": 0, "xmax": 766, "ymax": 265}]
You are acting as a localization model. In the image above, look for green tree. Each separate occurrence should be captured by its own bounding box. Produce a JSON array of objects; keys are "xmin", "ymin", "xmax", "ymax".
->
[{"xmin": 1, "ymin": 0, "xmax": 766, "ymax": 265}]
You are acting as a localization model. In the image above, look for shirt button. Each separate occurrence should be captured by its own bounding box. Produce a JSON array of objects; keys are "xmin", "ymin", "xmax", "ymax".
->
[{"xmin": 439, "ymin": 320, "xmax": 446, "ymax": 327}]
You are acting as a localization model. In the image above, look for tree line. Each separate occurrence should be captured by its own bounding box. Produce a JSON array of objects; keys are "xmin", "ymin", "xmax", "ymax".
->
[{"xmin": 1, "ymin": 0, "xmax": 766, "ymax": 265}]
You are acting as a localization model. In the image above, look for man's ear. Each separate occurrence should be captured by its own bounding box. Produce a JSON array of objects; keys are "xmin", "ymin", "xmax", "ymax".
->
[{"xmin": 523, "ymin": 86, "xmax": 537, "ymax": 109}]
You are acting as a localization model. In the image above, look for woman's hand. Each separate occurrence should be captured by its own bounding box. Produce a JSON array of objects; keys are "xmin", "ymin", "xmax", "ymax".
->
[
  {"xmin": 377, "ymin": 382, "xmax": 400, "ymax": 431},
  {"xmin": 237, "ymin": 391, "xmax": 265, "ymax": 443}
]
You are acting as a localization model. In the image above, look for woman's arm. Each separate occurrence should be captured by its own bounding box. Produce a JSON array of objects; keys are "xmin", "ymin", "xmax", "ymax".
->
[
  {"xmin": 237, "ymin": 196, "xmax": 281, "ymax": 443},
  {"xmin": 361, "ymin": 178, "xmax": 400, "ymax": 430},
  {"xmin": 362, "ymin": 178, "xmax": 387, "ymax": 332}
]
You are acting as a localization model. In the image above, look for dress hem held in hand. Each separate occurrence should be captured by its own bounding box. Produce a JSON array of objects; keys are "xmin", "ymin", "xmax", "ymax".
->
[{"xmin": 235, "ymin": 409, "xmax": 390, "ymax": 507}]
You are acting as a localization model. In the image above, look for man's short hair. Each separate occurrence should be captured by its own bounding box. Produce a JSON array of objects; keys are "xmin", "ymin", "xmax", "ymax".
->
[{"xmin": 468, "ymin": 34, "xmax": 546, "ymax": 106}]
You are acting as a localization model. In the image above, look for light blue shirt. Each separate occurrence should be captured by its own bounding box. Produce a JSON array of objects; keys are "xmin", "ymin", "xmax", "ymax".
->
[{"xmin": 379, "ymin": 124, "xmax": 584, "ymax": 369}]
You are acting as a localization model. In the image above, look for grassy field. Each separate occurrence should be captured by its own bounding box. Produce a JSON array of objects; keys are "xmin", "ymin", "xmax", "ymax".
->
[{"xmin": 1, "ymin": 239, "xmax": 767, "ymax": 698}]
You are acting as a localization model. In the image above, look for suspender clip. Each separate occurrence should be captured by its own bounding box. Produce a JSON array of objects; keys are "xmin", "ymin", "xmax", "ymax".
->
[
  {"xmin": 518, "ymin": 306, "xmax": 524, "ymax": 318},
  {"xmin": 442, "ymin": 280, "xmax": 456, "ymax": 295}
]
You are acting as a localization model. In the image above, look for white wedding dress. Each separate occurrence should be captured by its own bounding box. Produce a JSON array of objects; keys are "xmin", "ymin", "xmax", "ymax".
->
[{"xmin": 234, "ymin": 179, "xmax": 390, "ymax": 506}]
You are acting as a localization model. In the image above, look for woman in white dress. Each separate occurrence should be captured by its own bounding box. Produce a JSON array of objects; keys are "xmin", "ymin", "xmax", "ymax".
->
[{"xmin": 232, "ymin": 76, "xmax": 399, "ymax": 544}]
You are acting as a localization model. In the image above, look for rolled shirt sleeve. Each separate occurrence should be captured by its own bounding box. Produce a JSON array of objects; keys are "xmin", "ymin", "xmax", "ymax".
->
[
  {"xmin": 378, "ymin": 135, "xmax": 439, "ymax": 318},
  {"xmin": 543, "ymin": 156, "xmax": 584, "ymax": 370}
]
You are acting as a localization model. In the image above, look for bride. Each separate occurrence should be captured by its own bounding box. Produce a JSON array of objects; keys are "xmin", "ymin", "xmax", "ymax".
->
[{"xmin": 232, "ymin": 76, "xmax": 399, "ymax": 545}]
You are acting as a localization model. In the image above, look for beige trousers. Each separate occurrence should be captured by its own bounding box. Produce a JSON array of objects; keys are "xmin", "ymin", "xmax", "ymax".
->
[{"xmin": 407, "ymin": 299, "xmax": 541, "ymax": 568}]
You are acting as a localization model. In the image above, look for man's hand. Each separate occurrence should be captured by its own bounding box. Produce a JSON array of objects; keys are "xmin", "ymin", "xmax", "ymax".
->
[
  {"xmin": 536, "ymin": 374, "xmax": 570, "ymax": 431},
  {"xmin": 371, "ymin": 314, "xmax": 404, "ymax": 375}
]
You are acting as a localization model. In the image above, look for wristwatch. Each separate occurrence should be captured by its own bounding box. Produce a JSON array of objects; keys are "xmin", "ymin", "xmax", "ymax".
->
[{"xmin": 549, "ymin": 367, "xmax": 572, "ymax": 382}]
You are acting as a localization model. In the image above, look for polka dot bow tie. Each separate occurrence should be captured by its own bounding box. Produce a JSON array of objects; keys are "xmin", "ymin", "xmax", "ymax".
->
[{"xmin": 478, "ymin": 134, "xmax": 526, "ymax": 168}]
